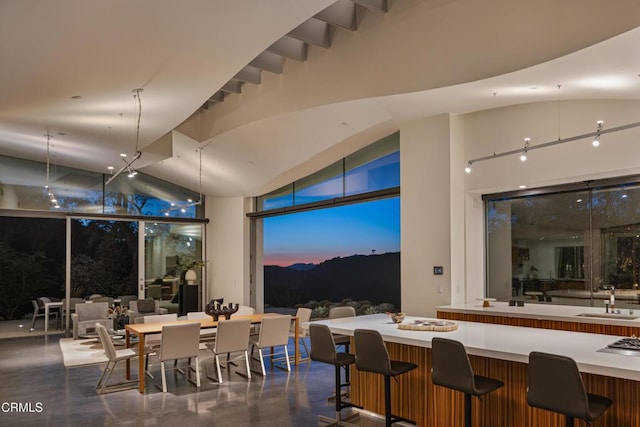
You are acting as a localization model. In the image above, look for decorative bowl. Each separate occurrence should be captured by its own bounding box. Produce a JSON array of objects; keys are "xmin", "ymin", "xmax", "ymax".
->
[{"xmin": 389, "ymin": 312, "xmax": 405, "ymax": 323}]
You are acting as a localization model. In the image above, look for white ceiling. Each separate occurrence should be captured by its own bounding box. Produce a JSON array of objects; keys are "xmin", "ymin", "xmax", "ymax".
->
[{"xmin": 2, "ymin": 1, "xmax": 640, "ymax": 197}]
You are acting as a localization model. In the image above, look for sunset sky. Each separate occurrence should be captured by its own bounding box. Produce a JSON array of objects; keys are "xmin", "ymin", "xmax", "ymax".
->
[{"xmin": 263, "ymin": 197, "xmax": 400, "ymax": 267}]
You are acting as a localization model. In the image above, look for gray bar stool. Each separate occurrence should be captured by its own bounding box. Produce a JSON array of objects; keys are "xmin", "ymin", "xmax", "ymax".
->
[
  {"xmin": 527, "ymin": 351, "xmax": 612, "ymax": 427},
  {"xmin": 353, "ymin": 329, "xmax": 417, "ymax": 427},
  {"xmin": 431, "ymin": 337, "xmax": 504, "ymax": 427},
  {"xmin": 310, "ymin": 324, "xmax": 362, "ymax": 426}
]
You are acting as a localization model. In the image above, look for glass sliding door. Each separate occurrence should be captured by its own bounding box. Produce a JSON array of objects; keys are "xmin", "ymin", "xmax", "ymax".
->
[
  {"xmin": 70, "ymin": 219, "xmax": 138, "ymax": 299},
  {"xmin": 143, "ymin": 222, "xmax": 203, "ymax": 314}
]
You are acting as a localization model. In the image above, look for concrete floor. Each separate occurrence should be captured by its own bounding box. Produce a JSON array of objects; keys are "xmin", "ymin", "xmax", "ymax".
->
[{"xmin": 0, "ymin": 329, "xmax": 402, "ymax": 427}]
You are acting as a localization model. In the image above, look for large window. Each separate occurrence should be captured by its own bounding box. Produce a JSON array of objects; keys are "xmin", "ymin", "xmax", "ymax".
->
[
  {"xmin": 263, "ymin": 197, "xmax": 400, "ymax": 316},
  {"xmin": 254, "ymin": 133, "xmax": 401, "ymax": 317},
  {"xmin": 486, "ymin": 176, "xmax": 640, "ymax": 308},
  {"xmin": 0, "ymin": 154, "xmax": 203, "ymax": 218}
]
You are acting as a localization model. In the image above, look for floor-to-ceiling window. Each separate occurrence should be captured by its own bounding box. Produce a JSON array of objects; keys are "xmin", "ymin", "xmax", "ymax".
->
[
  {"xmin": 486, "ymin": 175, "xmax": 640, "ymax": 308},
  {"xmin": 0, "ymin": 154, "xmax": 207, "ymax": 331},
  {"xmin": 252, "ymin": 132, "xmax": 401, "ymax": 316}
]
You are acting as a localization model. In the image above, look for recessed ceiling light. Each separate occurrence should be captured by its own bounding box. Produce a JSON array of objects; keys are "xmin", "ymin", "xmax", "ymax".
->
[
  {"xmin": 120, "ymin": 153, "xmax": 127, "ymax": 157},
  {"xmin": 518, "ymin": 185, "xmax": 527, "ymax": 189},
  {"xmin": 71, "ymin": 95, "xmax": 82, "ymax": 99},
  {"xmin": 107, "ymin": 166, "xmax": 114, "ymax": 170}
]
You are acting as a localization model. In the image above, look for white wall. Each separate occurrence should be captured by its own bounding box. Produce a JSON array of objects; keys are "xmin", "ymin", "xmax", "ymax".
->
[
  {"xmin": 463, "ymin": 99, "xmax": 640, "ymax": 298},
  {"xmin": 205, "ymin": 196, "xmax": 250, "ymax": 305},
  {"xmin": 401, "ymin": 115, "xmax": 454, "ymax": 317}
]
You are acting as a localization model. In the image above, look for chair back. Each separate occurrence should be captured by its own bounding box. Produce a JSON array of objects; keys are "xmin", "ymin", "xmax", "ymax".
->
[
  {"xmin": 231, "ymin": 305, "xmax": 256, "ymax": 318},
  {"xmin": 95, "ymin": 323, "xmax": 116, "ymax": 361},
  {"xmin": 131, "ymin": 299, "xmax": 157, "ymax": 315},
  {"xmin": 329, "ymin": 306, "xmax": 355, "ymax": 319},
  {"xmin": 431, "ymin": 337, "xmax": 475, "ymax": 394},
  {"xmin": 159, "ymin": 322, "xmax": 201, "ymax": 361},
  {"xmin": 76, "ymin": 302, "xmax": 109, "ymax": 321},
  {"xmin": 67, "ymin": 298, "xmax": 85, "ymax": 313},
  {"xmin": 257, "ymin": 315, "xmax": 291, "ymax": 347},
  {"xmin": 187, "ymin": 311, "xmax": 210, "ymax": 320},
  {"xmin": 527, "ymin": 351, "xmax": 590, "ymax": 420},
  {"xmin": 214, "ymin": 318, "xmax": 251, "ymax": 354},
  {"xmin": 92, "ymin": 296, "xmax": 114, "ymax": 305},
  {"xmin": 309, "ymin": 324, "xmax": 337, "ymax": 365},
  {"xmin": 118, "ymin": 295, "xmax": 137, "ymax": 308},
  {"xmin": 353, "ymin": 329, "xmax": 391, "ymax": 375},
  {"xmin": 293, "ymin": 307, "xmax": 312, "ymax": 336},
  {"xmin": 143, "ymin": 313, "xmax": 177, "ymax": 324}
]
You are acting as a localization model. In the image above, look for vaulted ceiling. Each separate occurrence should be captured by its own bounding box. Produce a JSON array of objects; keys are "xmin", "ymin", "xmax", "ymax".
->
[{"xmin": 2, "ymin": 0, "xmax": 640, "ymax": 197}]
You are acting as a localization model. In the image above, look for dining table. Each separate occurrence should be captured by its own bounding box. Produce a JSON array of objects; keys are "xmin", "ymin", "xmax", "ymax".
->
[{"xmin": 125, "ymin": 313, "xmax": 299, "ymax": 393}]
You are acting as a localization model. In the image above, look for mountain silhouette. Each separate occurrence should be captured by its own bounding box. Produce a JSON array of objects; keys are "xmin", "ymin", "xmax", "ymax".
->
[
  {"xmin": 265, "ymin": 252, "xmax": 400, "ymax": 308},
  {"xmin": 286, "ymin": 263, "xmax": 317, "ymax": 271}
]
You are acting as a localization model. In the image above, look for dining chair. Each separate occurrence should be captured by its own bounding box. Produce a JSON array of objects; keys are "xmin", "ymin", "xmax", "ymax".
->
[
  {"xmin": 157, "ymin": 322, "xmax": 201, "ymax": 392},
  {"xmin": 290, "ymin": 307, "xmax": 312, "ymax": 361},
  {"xmin": 250, "ymin": 315, "xmax": 292, "ymax": 375},
  {"xmin": 187, "ymin": 311, "xmax": 217, "ymax": 342},
  {"xmin": 95, "ymin": 323, "xmax": 141, "ymax": 394},
  {"xmin": 206, "ymin": 318, "xmax": 252, "ymax": 384},
  {"xmin": 30, "ymin": 298, "xmax": 58, "ymax": 331}
]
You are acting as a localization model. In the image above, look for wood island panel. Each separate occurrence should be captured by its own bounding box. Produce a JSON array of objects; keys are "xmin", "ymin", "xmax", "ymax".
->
[
  {"xmin": 350, "ymin": 340, "xmax": 640, "ymax": 427},
  {"xmin": 436, "ymin": 311, "xmax": 640, "ymax": 337}
]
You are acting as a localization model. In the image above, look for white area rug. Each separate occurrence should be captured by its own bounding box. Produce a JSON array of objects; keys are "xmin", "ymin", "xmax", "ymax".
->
[{"xmin": 59, "ymin": 338, "xmax": 108, "ymax": 367}]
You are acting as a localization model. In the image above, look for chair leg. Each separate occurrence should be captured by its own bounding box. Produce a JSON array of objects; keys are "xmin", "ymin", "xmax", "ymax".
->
[
  {"xmin": 464, "ymin": 393, "xmax": 471, "ymax": 427},
  {"xmin": 194, "ymin": 356, "xmax": 200, "ymax": 387},
  {"xmin": 161, "ymin": 361, "xmax": 167, "ymax": 393},
  {"xmin": 258, "ymin": 348, "xmax": 266, "ymax": 376},
  {"xmin": 283, "ymin": 345, "xmax": 291, "ymax": 372},
  {"xmin": 96, "ymin": 360, "xmax": 113, "ymax": 390},
  {"xmin": 384, "ymin": 375, "xmax": 392, "ymax": 427},
  {"xmin": 335, "ymin": 365, "xmax": 343, "ymax": 414},
  {"xmin": 31, "ymin": 312, "xmax": 38, "ymax": 331},
  {"xmin": 244, "ymin": 350, "xmax": 252, "ymax": 379},
  {"xmin": 215, "ymin": 354, "xmax": 223, "ymax": 384}
]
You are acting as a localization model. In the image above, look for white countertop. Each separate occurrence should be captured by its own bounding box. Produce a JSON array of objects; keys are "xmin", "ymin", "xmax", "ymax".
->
[
  {"xmin": 312, "ymin": 313, "xmax": 640, "ymax": 381},
  {"xmin": 437, "ymin": 301, "xmax": 640, "ymax": 327}
]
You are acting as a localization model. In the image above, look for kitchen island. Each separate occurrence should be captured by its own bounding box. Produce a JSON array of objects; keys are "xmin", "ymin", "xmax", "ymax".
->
[
  {"xmin": 314, "ymin": 313, "xmax": 640, "ymax": 426},
  {"xmin": 437, "ymin": 301, "xmax": 640, "ymax": 337}
]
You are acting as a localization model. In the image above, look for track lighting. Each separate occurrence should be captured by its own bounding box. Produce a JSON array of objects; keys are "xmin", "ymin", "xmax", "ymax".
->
[
  {"xmin": 520, "ymin": 138, "xmax": 530, "ymax": 162},
  {"xmin": 592, "ymin": 120, "xmax": 604, "ymax": 147},
  {"xmin": 464, "ymin": 162, "xmax": 472, "ymax": 174}
]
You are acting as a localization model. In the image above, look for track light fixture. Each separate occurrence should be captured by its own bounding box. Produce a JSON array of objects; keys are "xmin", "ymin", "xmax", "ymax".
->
[
  {"xmin": 520, "ymin": 138, "xmax": 530, "ymax": 162},
  {"xmin": 106, "ymin": 88, "xmax": 144, "ymax": 185},
  {"xmin": 464, "ymin": 162, "xmax": 472, "ymax": 174},
  {"xmin": 592, "ymin": 120, "xmax": 604, "ymax": 147},
  {"xmin": 463, "ymin": 119, "xmax": 636, "ymax": 173}
]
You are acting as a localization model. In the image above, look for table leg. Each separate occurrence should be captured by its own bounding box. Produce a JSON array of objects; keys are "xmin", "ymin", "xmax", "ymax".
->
[
  {"xmin": 125, "ymin": 330, "xmax": 131, "ymax": 380},
  {"xmin": 44, "ymin": 305, "xmax": 49, "ymax": 333},
  {"xmin": 138, "ymin": 333, "xmax": 145, "ymax": 393}
]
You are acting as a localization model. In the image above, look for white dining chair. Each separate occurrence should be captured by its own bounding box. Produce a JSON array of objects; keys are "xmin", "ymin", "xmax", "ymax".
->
[
  {"xmin": 157, "ymin": 322, "xmax": 201, "ymax": 392},
  {"xmin": 95, "ymin": 323, "xmax": 141, "ymax": 394},
  {"xmin": 250, "ymin": 315, "xmax": 292, "ymax": 375},
  {"xmin": 206, "ymin": 318, "xmax": 251, "ymax": 384}
]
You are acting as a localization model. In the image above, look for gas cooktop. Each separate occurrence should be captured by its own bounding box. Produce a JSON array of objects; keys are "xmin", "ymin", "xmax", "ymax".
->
[{"xmin": 598, "ymin": 337, "xmax": 640, "ymax": 357}]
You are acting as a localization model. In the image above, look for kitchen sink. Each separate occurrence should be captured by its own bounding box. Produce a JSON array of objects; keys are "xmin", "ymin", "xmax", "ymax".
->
[{"xmin": 576, "ymin": 313, "xmax": 639, "ymax": 320}]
